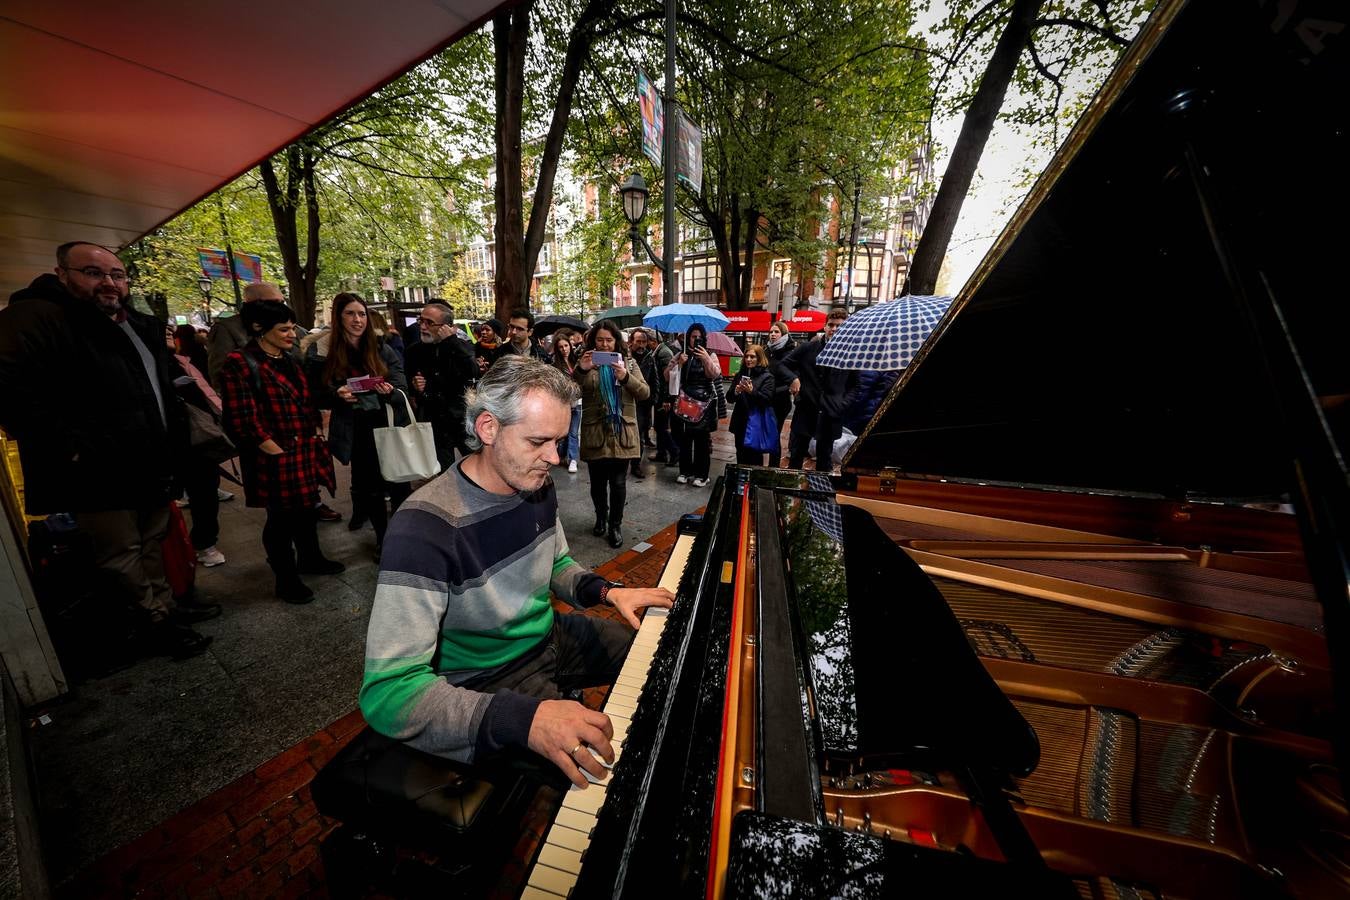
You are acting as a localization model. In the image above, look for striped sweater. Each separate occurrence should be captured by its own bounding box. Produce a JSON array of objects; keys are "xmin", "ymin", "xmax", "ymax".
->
[{"xmin": 359, "ymin": 460, "xmax": 605, "ymax": 760}]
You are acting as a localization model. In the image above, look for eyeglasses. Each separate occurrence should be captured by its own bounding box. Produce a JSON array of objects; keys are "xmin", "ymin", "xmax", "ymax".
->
[
  {"xmin": 62, "ymin": 265, "xmax": 128, "ymax": 283},
  {"xmin": 416, "ymin": 317, "xmax": 443, "ymax": 327},
  {"xmin": 507, "ymin": 324, "xmax": 529, "ymax": 333}
]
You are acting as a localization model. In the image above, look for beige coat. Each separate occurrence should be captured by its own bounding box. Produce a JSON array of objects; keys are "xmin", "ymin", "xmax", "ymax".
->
[{"xmin": 577, "ymin": 357, "xmax": 649, "ymax": 460}]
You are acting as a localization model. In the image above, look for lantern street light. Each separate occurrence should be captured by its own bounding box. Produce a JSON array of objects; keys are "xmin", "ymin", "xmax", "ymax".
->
[
  {"xmin": 197, "ymin": 275, "xmax": 214, "ymax": 323},
  {"xmin": 620, "ymin": 173, "xmax": 666, "ymax": 274}
]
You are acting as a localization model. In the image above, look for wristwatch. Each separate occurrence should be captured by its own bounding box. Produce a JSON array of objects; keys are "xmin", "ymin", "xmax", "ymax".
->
[{"xmin": 599, "ymin": 580, "xmax": 624, "ymax": 604}]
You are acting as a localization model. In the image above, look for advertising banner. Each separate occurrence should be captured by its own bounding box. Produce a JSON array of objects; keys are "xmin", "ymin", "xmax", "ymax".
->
[
  {"xmin": 637, "ymin": 69, "xmax": 663, "ymax": 167},
  {"xmin": 724, "ymin": 310, "xmax": 772, "ymax": 331},
  {"xmin": 673, "ymin": 108, "xmax": 703, "ymax": 195},
  {"xmin": 198, "ymin": 248, "xmax": 262, "ymax": 282}
]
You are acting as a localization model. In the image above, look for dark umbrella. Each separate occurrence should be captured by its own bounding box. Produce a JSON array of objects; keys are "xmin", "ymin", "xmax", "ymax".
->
[
  {"xmin": 592, "ymin": 305, "xmax": 651, "ymax": 329},
  {"xmin": 533, "ymin": 314, "xmax": 587, "ymax": 338}
]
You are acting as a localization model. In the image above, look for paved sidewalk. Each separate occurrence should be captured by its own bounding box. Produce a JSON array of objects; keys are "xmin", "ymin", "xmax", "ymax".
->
[{"xmin": 29, "ymin": 421, "xmax": 758, "ymax": 888}]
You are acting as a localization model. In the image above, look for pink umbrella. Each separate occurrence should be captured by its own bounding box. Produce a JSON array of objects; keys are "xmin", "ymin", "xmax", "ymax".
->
[{"xmin": 703, "ymin": 330, "xmax": 743, "ymax": 356}]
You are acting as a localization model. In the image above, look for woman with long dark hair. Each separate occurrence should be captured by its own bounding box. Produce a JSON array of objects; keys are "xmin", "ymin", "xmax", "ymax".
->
[
  {"xmin": 551, "ymin": 328, "xmax": 583, "ymax": 474},
  {"xmin": 664, "ymin": 323, "xmax": 722, "ymax": 487},
  {"xmin": 306, "ymin": 293, "xmax": 409, "ymax": 561},
  {"xmin": 219, "ymin": 300, "xmax": 342, "ymax": 604},
  {"xmin": 576, "ymin": 321, "xmax": 649, "ymax": 547},
  {"xmin": 764, "ymin": 320, "xmax": 796, "ymax": 461}
]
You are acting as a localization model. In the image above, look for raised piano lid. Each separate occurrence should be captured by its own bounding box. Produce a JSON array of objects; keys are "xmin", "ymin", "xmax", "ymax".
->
[{"xmin": 844, "ymin": 0, "xmax": 1349, "ymax": 503}]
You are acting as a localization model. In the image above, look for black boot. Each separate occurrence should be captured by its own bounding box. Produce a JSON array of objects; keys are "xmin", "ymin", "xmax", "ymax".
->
[
  {"xmin": 629, "ymin": 460, "xmax": 645, "ymax": 480},
  {"xmin": 348, "ymin": 495, "xmax": 367, "ymax": 531},
  {"xmin": 592, "ymin": 513, "xmax": 607, "ymax": 537},
  {"xmin": 268, "ymin": 554, "xmax": 316, "ymax": 605},
  {"xmin": 141, "ymin": 618, "xmax": 213, "ymax": 660},
  {"xmin": 296, "ymin": 512, "xmax": 346, "ymax": 575},
  {"xmin": 607, "ymin": 522, "xmax": 624, "ymax": 549},
  {"xmin": 275, "ymin": 576, "xmax": 316, "ymax": 605}
]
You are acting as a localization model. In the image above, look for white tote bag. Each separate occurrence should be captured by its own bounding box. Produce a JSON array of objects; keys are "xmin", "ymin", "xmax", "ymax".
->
[{"xmin": 373, "ymin": 390, "xmax": 441, "ymax": 483}]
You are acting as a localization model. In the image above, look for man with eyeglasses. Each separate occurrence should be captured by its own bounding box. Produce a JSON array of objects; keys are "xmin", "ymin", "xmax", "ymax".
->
[
  {"xmin": 0, "ymin": 241, "xmax": 216, "ymax": 661},
  {"xmin": 406, "ymin": 300, "xmax": 477, "ymax": 469},
  {"xmin": 500, "ymin": 308, "xmax": 548, "ymax": 362}
]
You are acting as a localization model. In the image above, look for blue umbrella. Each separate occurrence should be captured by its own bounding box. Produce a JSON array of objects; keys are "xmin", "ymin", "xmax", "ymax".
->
[
  {"xmin": 816, "ymin": 295, "xmax": 952, "ymax": 371},
  {"xmin": 643, "ymin": 303, "xmax": 731, "ymax": 334}
]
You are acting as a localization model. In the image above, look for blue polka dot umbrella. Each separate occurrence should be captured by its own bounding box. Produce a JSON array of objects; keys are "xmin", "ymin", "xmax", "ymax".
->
[{"xmin": 815, "ymin": 295, "xmax": 953, "ymax": 371}]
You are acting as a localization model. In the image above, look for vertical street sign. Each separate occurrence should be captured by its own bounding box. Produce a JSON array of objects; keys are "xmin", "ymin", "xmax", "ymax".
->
[
  {"xmin": 637, "ymin": 69, "xmax": 663, "ymax": 168},
  {"xmin": 673, "ymin": 108, "xmax": 702, "ymax": 195}
]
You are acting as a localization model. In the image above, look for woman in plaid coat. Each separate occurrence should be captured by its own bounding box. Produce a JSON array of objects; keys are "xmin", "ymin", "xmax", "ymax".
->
[{"xmin": 219, "ymin": 300, "xmax": 342, "ymax": 605}]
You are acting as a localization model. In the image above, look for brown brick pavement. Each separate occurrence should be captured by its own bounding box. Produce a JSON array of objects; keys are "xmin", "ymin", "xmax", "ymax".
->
[{"xmin": 59, "ymin": 519, "xmax": 686, "ymax": 900}]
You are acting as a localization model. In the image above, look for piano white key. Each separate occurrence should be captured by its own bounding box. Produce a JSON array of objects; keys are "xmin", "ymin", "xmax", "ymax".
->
[
  {"xmin": 545, "ymin": 822, "xmax": 591, "ymax": 852},
  {"xmin": 555, "ymin": 805, "xmax": 597, "ymax": 834},
  {"xmin": 562, "ymin": 781, "xmax": 607, "ymax": 814},
  {"xmin": 522, "ymin": 885, "xmax": 565, "ymax": 900},
  {"xmin": 527, "ymin": 862, "xmax": 578, "ymax": 897},
  {"xmin": 539, "ymin": 842, "xmax": 585, "ymax": 875}
]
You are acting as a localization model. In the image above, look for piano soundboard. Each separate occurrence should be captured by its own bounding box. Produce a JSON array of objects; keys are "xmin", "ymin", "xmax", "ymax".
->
[{"xmin": 522, "ymin": 533, "xmax": 697, "ymax": 899}]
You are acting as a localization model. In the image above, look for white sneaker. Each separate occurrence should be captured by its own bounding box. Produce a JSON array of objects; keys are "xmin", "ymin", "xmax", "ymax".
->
[
  {"xmin": 196, "ymin": 546, "xmax": 226, "ymax": 567},
  {"xmin": 568, "ymin": 459, "xmax": 578, "ymax": 473},
  {"xmin": 692, "ymin": 478, "xmax": 709, "ymax": 487},
  {"xmin": 216, "ymin": 488, "xmax": 235, "ymax": 502},
  {"xmin": 676, "ymin": 475, "xmax": 689, "ymax": 484}
]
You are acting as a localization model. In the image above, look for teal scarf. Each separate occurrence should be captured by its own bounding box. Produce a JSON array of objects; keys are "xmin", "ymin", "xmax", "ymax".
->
[{"xmin": 598, "ymin": 364, "xmax": 624, "ymax": 434}]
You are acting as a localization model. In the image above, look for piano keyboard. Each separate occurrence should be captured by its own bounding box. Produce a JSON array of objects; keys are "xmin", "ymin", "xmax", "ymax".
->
[{"xmin": 522, "ymin": 532, "xmax": 697, "ymax": 899}]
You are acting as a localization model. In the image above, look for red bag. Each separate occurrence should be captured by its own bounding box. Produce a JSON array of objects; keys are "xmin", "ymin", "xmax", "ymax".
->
[{"xmin": 162, "ymin": 503, "xmax": 197, "ymax": 600}]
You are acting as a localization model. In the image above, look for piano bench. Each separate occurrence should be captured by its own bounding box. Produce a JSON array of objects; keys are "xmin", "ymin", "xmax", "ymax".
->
[{"xmin": 312, "ymin": 727, "xmax": 561, "ymax": 896}]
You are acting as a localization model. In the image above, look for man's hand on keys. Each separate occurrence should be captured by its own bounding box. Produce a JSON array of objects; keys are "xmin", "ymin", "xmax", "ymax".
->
[
  {"xmin": 606, "ymin": 587, "xmax": 675, "ymax": 629},
  {"xmin": 528, "ymin": 700, "xmax": 615, "ymax": 788}
]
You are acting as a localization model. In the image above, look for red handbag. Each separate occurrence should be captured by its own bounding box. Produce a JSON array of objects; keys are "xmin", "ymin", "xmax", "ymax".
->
[
  {"xmin": 161, "ymin": 503, "xmax": 197, "ymax": 600},
  {"xmin": 674, "ymin": 390, "xmax": 710, "ymax": 423}
]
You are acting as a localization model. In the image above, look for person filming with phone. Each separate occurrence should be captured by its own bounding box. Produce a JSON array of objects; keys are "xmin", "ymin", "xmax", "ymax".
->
[
  {"xmin": 729, "ymin": 344, "xmax": 777, "ymax": 466},
  {"xmin": 576, "ymin": 321, "xmax": 649, "ymax": 548},
  {"xmin": 664, "ymin": 324, "xmax": 724, "ymax": 487}
]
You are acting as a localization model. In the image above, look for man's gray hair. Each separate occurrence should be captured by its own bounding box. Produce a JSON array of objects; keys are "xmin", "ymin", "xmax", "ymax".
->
[{"xmin": 463, "ymin": 355, "xmax": 579, "ymax": 451}]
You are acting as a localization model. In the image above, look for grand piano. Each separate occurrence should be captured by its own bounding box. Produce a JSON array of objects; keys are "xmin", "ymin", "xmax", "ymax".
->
[{"xmin": 521, "ymin": 0, "xmax": 1350, "ymax": 896}]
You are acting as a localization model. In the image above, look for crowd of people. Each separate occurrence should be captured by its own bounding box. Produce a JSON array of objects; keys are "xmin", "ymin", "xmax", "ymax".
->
[{"xmin": 0, "ymin": 239, "xmax": 874, "ymax": 678}]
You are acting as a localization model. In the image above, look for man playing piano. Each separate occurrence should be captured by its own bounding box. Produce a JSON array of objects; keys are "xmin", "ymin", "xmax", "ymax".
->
[{"xmin": 359, "ymin": 356, "xmax": 674, "ymax": 788}]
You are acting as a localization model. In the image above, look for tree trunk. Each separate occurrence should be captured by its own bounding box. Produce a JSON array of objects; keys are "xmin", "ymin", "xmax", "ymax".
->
[
  {"xmin": 259, "ymin": 147, "xmax": 321, "ymax": 327},
  {"xmin": 493, "ymin": 3, "xmax": 529, "ymax": 324},
  {"xmin": 737, "ymin": 207, "xmax": 758, "ymax": 311},
  {"xmin": 905, "ymin": 0, "xmax": 1043, "ymax": 296},
  {"xmin": 521, "ymin": 0, "xmax": 610, "ymax": 291}
]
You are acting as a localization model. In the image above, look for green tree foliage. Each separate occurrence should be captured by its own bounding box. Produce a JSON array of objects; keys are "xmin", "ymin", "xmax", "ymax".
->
[
  {"xmin": 126, "ymin": 51, "xmax": 491, "ymax": 327},
  {"xmin": 567, "ymin": 0, "xmax": 933, "ymax": 309},
  {"xmin": 906, "ymin": 0, "xmax": 1154, "ymax": 295}
]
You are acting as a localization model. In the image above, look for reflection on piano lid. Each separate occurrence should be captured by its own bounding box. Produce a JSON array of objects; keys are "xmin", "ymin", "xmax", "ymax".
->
[{"xmin": 846, "ymin": 0, "xmax": 1349, "ymax": 502}]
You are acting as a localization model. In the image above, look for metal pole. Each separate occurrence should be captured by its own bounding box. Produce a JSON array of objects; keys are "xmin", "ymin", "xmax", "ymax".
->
[
  {"xmin": 216, "ymin": 194, "xmax": 244, "ymax": 309},
  {"xmin": 662, "ymin": 0, "xmax": 677, "ymax": 305},
  {"xmin": 845, "ymin": 172, "xmax": 862, "ymax": 310}
]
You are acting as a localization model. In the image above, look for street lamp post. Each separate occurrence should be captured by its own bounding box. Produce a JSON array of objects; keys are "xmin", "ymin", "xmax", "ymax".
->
[
  {"xmin": 620, "ymin": 173, "xmax": 666, "ymax": 275},
  {"xmin": 197, "ymin": 275, "xmax": 214, "ymax": 324}
]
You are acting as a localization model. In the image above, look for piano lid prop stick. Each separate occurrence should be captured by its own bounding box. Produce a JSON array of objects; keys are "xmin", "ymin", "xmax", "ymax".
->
[{"xmin": 706, "ymin": 489, "xmax": 753, "ymax": 900}]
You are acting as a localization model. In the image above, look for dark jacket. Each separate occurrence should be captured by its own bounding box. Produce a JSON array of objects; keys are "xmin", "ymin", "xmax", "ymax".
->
[
  {"xmin": 778, "ymin": 337, "xmax": 858, "ymax": 436},
  {"xmin": 844, "ymin": 370, "xmax": 900, "ymax": 434},
  {"xmin": 765, "ymin": 337, "xmax": 798, "ymax": 401},
  {"xmin": 728, "ymin": 366, "xmax": 776, "ymax": 437},
  {"xmin": 0, "ymin": 274, "xmax": 185, "ymax": 513},
  {"xmin": 405, "ymin": 337, "xmax": 477, "ymax": 438},
  {"xmin": 219, "ymin": 343, "xmax": 335, "ymax": 509},
  {"xmin": 305, "ymin": 336, "xmax": 408, "ymax": 463},
  {"xmin": 666, "ymin": 326, "xmax": 724, "ymax": 432}
]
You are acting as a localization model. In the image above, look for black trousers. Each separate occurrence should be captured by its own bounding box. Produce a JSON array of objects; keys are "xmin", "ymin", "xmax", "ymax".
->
[
  {"xmin": 430, "ymin": 415, "xmax": 471, "ymax": 472},
  {"xmin": 587, "ymin": 458, "xmax": 629, "ymax": 526},
  {"xmin": 181, "ymin": 460, "xmax": 221, "ymax": 549},
  {"xmin": 654, "ymin": 405, "xmax": 680, "ymax": 462},
  {"xmin": 787, "ymin": 415, "xmax": 842, "ymax": 470},
  {"xmin": 262, "ymin": 506, "xmax": 324, "ymax": 576},
  {"xmin": 636, "ymin": 400, "xmax": 654, "ymax": 452},
  {"xmin": 679, "ymin": 428, "xmax": 712, "ymax": 479},
  {"xmin": 735, "ymin": 440, "xmax": 771, "ymax": 467},
  {"xmin": 351, "ymin": 418, "xmax": 413, "ymax": 543}
]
